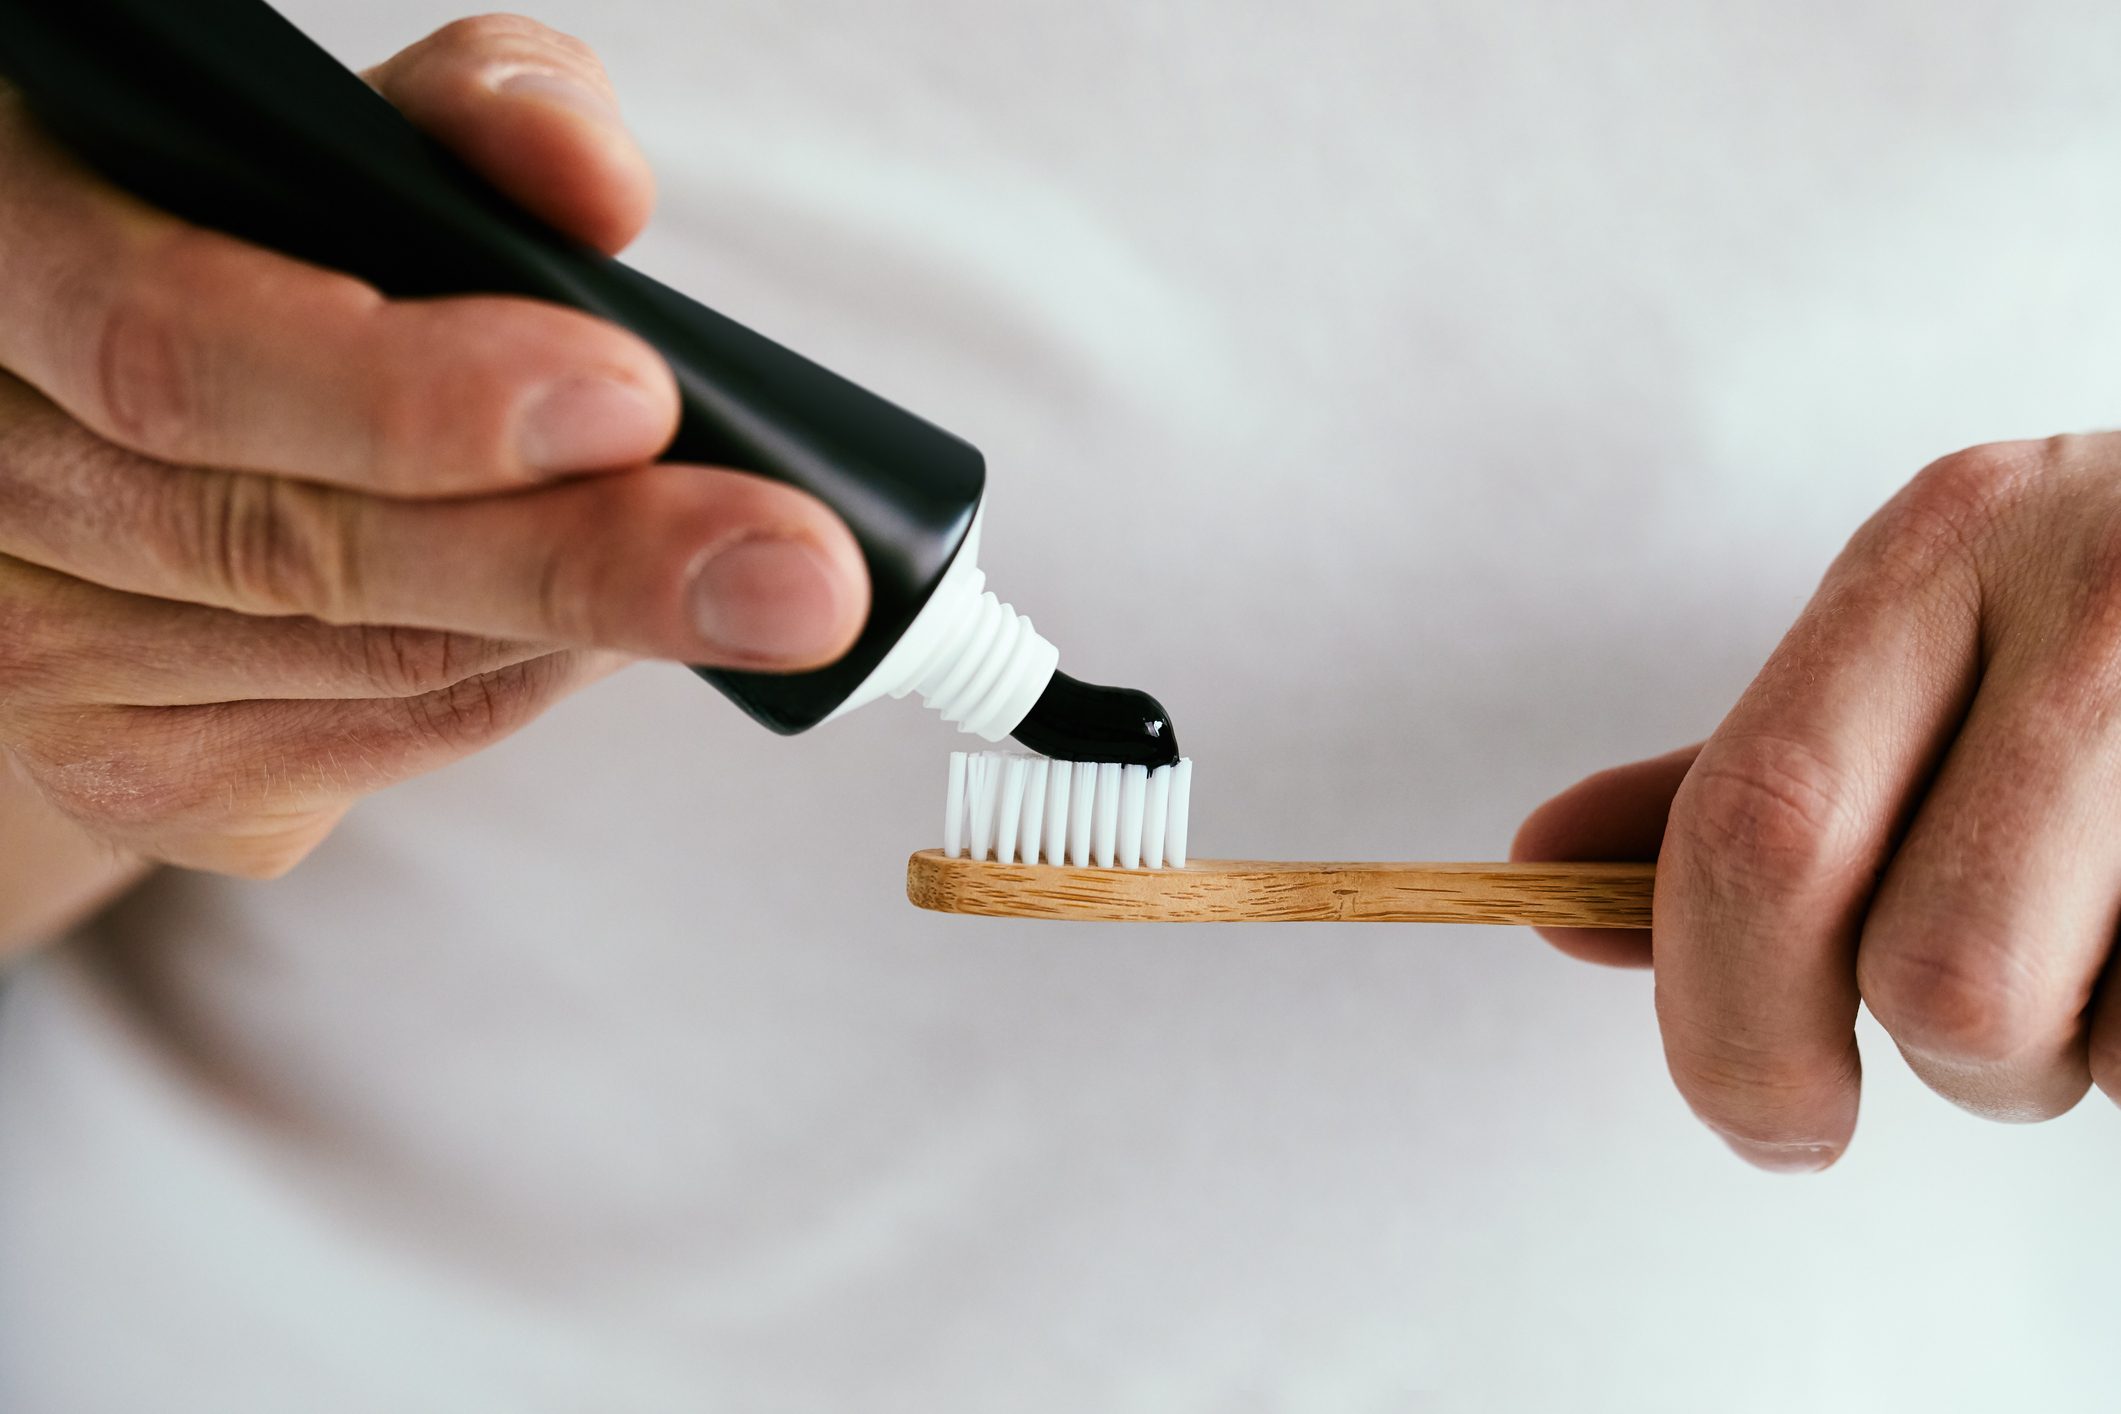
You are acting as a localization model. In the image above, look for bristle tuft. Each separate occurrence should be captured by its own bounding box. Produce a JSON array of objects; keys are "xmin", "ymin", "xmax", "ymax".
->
[
  {"xmin": 1141, "ymin": 764, "xmax": 1171, "ymax": 869},
  {"xmin": 940, "ymin": 751, "xmax": 1194, "ymax": 870},
  {"xmin": 944, "ymin": 752, "xmax": 968, "ymax": 857},
  {"xmin": 1041, "ymin": 759, "xmax": 1071, "ymax": 865},
  {"xmin": 1166, "ymin": 759, "xmax": 1192, "ymax": 867}
]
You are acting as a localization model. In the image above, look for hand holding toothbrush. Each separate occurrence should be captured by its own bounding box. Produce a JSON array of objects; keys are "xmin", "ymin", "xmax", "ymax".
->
[{"xmin": 1518, "ymin": 437, "xmax": 2121, "ymax": 1169}]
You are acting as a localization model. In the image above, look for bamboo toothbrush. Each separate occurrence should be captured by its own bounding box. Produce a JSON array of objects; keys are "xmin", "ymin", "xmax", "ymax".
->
[{"xmin": 916, "ymin": 751, "xmax": 1654, "ymax": 926}]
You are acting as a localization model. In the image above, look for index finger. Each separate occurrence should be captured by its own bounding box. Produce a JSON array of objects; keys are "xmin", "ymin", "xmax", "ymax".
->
[
  {"xmin": 0, "ymin": 86, "xmax": 677, "ymax": 496},
  {"xmin": 364, "ymin": 14, "xmax": 655, "ymax": 256}
]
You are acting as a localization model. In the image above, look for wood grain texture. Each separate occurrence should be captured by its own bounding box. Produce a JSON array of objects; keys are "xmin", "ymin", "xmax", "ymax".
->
[{"xmin": 907, "ymin": 852, "xmax": 1655, "ymax": 926}]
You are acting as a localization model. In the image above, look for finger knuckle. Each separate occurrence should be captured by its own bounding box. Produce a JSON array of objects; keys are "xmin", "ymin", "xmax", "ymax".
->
[
  {"xmin": 14, "ymin": 720, "xmax": 199, "ymax": 832},
  {"xmin": 88, "ymin": 237, "xmax": 217, "ymax": 457},
  {"xmin": 1854, "ymin": 442, "xmax": 2043, "ymax": 579},
  {"xmin": 181, "ymin": 474, "xmax": 363, "ymax": 618},
  {"xmin": 350, "ymin": 625, "xmax": 484, "ymax": 698},
  {"xmin": 533, "ymin": 533, "xmax": 594, "ymax": 644},
  {"xmin": 528, "ymin": 483, "xmax": 650, "ymax": 643},
  {"xmin": 360, "ymin": 313, "xmax": 521, "ymax": 495},
  {"xmin": 2022, "ymin": 515, "xmax": 2121, "ymax": 713},
  {"xmin": 2069, "ymin": 512, "xmax": 2121, "ymax": 607},
  {"xmin": 358, "ymin": 369, "xmax": 440, "ymax": 497},
  {"xmin": 1670, "ymin": 734, "xmax": 1871, "ymax": 895},
  {"xmin": 401, "ymin": 657, "xmax": 560, "ymax": 753},
  {"xmin": 1913, "ymin": 441, "xmax": 2046, "ymax": 514},
  {"xmin": 1858, "ymin": 940, "xmax": 2049, "ymax": 1065}
]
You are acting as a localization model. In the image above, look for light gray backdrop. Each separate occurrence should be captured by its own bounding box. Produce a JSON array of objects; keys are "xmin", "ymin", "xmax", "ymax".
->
[{"xmin": 3, "ymin": 2, "xmax": 2119, "ymax": 1410}]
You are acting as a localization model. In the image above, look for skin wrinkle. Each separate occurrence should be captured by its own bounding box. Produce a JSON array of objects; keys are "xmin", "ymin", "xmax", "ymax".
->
[
  {"xmin": 1679, "ymin": 732, "xmax": 1886, "ymax": 893},
  {"xmin": 1676, "ymin": 1037, "xmax": 1864, "ymax": 1151}
]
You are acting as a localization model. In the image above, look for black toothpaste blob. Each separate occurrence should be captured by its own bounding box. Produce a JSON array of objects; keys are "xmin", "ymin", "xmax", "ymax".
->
[{"xmin": 1010, "ymin": 672, "xmax": 1180, "ymax": 770}]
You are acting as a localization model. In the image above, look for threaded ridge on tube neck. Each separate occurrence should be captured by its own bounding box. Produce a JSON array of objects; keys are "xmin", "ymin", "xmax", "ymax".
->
[
  {"xmin": 821, "ymin": 505, "xmax": 1059, "ymax": 740},
  {"xmin": 911, "ymin": 582, "xmax": 1057, "ymax": 739}
]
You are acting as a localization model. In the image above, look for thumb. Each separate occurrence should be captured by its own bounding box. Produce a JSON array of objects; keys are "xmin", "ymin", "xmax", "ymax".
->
[{"xmin": 1511, "ymin": 743, "xmax": 1703, "ymax": 968}]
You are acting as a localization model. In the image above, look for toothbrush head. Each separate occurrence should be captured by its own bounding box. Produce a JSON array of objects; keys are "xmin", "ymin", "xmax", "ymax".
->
[{"xmin": 942, "ymin": 751, "xmax": 1193, "ymax": 869}]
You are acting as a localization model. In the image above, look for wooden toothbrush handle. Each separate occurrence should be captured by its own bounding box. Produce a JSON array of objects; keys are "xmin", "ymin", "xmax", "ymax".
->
[{"xmin": 906, "ymin": 852, "xmax": 1655, "ymax": 927}]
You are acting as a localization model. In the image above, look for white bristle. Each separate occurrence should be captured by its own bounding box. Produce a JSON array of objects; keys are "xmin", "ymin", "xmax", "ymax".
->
[
  {"xmin": 1041, "ymin": 758, "xmax": 1071, "ymax": 864},
  {"xmin": 995, "ymin": 756, "xmax": 1030, "ymax": 864},
  {"xmin": 1091, "ymin": 762, "xmax": 1121, "ymax": 868},
  {"xmin": 1018, "ymin": 759, "xmax": 1048, "ymax": 865},
  {"xmin": 966, "ymin": 753, "xmax": 1000, "ymax": 860},
  {"xmin": 945, "ymin": 751, "xmax": 968, "ymax": 857},
  {"xmin": 1068, "ymin": 761, "xmax": 1097, "ymax": 867},
  {"xmin": 1116, "ymin": 765, "xmax": 1146, "ymax": 868},
  {"xmin": 1141, "ymin": 764, "xmax": 1171, "ymax": 869},
  {"xmin": 941, "ymin": 751, "xmax": 1194, "ymax": 870},
  {"xmin": 1166, "ymin": 758, "xmax": 1192, "ymax": 867}
]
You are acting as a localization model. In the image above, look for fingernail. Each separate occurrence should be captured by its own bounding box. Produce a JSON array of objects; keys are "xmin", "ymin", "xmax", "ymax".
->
[
  {"xmin": 688, "ymin": 536, "xmax": 853, "ymax": 664},
  {"xmin": 518, "ymin": 376, "xmax": 666, "ymax": 474},
  {"xmin": 1719, "ymin": 1135, "xmax": 1842, "ymax": 1174},
  {"xmin": 494, "ymin": 68, "xmax": 620, "ymax": 127}
]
